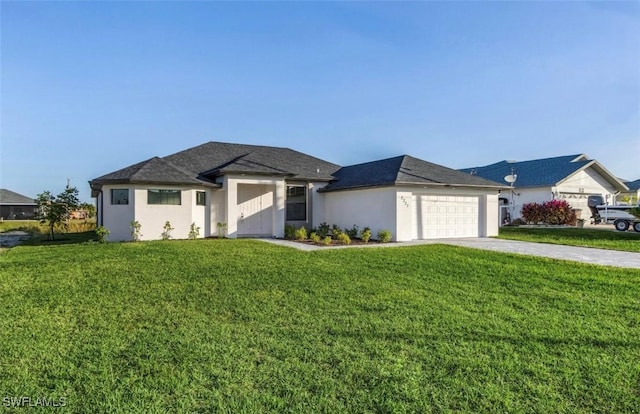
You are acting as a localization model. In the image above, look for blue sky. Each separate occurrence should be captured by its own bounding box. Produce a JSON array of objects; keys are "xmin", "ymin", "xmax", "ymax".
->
[{"xmin": 2, "ymin": 1, "xmax": 638, "ymax": 202}]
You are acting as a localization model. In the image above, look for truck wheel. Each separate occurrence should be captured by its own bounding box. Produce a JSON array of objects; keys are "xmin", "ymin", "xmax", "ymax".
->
[
  {"xmin": 614, "ymin": 219, "xmax": 629, "ymax": 232},
  {"xmin": 634, "ymin": 222, "xmax": 640, "ymax": 233}
]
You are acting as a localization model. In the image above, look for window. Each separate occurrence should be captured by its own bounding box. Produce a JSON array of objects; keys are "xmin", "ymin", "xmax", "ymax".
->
[
  {"xmin": 196, "ymin": 191, "xmax": 206, "ymax": 206},
  {"xmin": 111, "ymin": 189, "xmax": 129, "ymax": 205},
  {"xmin": 147, "ymin": 189, "xmax": 181, "ymax": 205},
  {"xmin": 286, "ymin": 186, "xmax": 307, "ymax": 221}
]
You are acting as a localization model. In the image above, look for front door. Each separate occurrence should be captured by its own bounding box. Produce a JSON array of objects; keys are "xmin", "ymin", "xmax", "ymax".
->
[{"xmin": 237, "ymin": 184, "xmax": 274, "ymax": 236}]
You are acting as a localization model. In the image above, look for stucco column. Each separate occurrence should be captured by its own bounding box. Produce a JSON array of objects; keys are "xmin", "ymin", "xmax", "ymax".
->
[
  {"xmin": 225, "ymin": 177, "xmax": 238, "ymax": 238},
  {"xmin": 395, "ymin": 191, "xmax": 413, "ymax": 242},
  {"xmin": 273, "ymin": 179, "xmax": 285, "ymax": 238}
]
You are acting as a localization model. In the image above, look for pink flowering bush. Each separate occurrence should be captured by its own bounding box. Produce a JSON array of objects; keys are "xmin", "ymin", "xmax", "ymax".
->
[{"xmin": 521, "ymin": 200, "xmax": 577, "ymax": 225}]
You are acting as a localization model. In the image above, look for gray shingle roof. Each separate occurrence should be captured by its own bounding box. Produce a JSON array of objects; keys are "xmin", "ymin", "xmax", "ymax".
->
[
  {"xmin": 165, "ymin": 142, "xmax": 341, "ymax": 180},
  {"xmin": 91, "ymin": 157, "xmax": 211, "ymax": 186},
  {"xmin": 0, "ymin": 189, "xmax": 36, "ymax": 205},
  {"xmin": 91, "ymin": 142, "xmax": 342, "ymax": 189},
  {"xmin": 320, "ymin": 155, "xmax": 505, "ymax": 192}
]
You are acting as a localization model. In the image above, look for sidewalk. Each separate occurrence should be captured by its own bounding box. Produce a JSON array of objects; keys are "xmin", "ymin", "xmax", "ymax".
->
[{"xmin": 260, "ymin": 237, "xmax": 640, "ymax": 269}]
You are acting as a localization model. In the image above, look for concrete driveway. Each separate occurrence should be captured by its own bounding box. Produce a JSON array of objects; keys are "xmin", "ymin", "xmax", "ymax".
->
[{"xmin": 261, "ymin": 237, "xmax": 640, "ymax": 269}]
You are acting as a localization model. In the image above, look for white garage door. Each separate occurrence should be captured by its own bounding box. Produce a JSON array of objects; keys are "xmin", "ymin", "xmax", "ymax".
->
[{"xmin": 412, "ymin": 195, "xmax": 479, "ymax": 239}]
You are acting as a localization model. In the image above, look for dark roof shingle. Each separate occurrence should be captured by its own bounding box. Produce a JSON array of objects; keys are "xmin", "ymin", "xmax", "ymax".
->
[
  {"xmin": 321, "ymin": 155, "xmax": 505, "ymax": 192},
  {"xmin": 91, "ymin": 142, "xmax": 342, "ymax": 188},
  {"xmin": 0, "ymin": 189, "xmax": 36, "ymax": 205}
]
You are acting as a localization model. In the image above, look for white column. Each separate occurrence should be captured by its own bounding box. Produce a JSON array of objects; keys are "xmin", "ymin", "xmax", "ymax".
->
[
  {"xmin": 225, "ymin": 177, "xmax": 238, "ymax": 238},
  {"xmin": 273, "ymin": 179, "xmax": 286, "ymax": 238}
]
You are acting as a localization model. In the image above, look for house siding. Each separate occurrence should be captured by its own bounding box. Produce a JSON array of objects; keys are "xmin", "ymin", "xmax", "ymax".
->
[
  {"xmin": 323, "ymin": 187, "xmax": 399, "ymax": 241},
  {"xmin": 102, "ymin": 185, "xmax": 135, "ymax": 241}
]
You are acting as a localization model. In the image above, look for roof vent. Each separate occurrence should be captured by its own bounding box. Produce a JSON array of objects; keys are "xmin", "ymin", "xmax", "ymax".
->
[
  {"xmin": 316, "ymin": 168, "xmax": 320, "ymax": 173},
  {"xmin": 506, "ymin": 160, "xmax": 517, "ymax": 163}
]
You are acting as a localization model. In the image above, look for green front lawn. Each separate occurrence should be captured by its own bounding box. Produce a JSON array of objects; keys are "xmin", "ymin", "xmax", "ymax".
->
[
  {"xmin": 498, "ymin": 226, "xmax": 640, "ymax": 252},
  {"xmin": 1, "ymin": 240, "xmax": 638, "ymax": 412}
]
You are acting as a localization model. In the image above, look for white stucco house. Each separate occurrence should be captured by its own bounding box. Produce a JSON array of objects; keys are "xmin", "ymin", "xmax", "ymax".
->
[
  {"xmin": 90, "ymin": 142, "xmax": 506, "ymax": 242},
  {"xmin": 460, "ymin": 154, "xmax": 629, "ymax": 224}
]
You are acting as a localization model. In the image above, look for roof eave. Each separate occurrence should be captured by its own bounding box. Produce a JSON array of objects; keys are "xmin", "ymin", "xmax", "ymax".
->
[
  {"xmin": 395, "ymin": 181, "xmax": 509, "ymax": 190},
  {"xmin": 319, "ymin": 181, "xmax": 508, "ymax": 193},
  {"xmin": 89, "ymin": 179, "xmax": 221, "ymax": 189}
]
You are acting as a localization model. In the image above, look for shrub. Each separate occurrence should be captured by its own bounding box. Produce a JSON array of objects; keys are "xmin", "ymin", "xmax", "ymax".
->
[
  {"xmin": 377, "ymin": 229, "xmax": 392, "ymax": 243},
  {"xmin": 321, "ymin": 236, "xmax": 332, "ymax": 246},
  {"xmin": 345, "ymin": 224, "xmax": 359, "ymax": 239},
  {"xmin": 294, "ymin": 226, "xmax": 307, "ymax": 241},
  {"xmin": 284, "ymin": 224, "xmax": 296, "ymax": 240},
  {"xmin": 161, "ymin": 221, "xmax": 174, "ymax": 240},
  {"xmin": 188, "ymin": 222, "xmax": 200, "ymax": 240},
  {"xmin": 510, "ymin": 218, "xmax": 527, "ymax": 226},
  {"xmin": 337, "ymin": 232, "xmax": 351, "ymax": 245},
  {"xmin": 95, "ymin": 226, "xmax": 110, "ymax": 243},
  {"xmin": 316, "ymin": 222, "xmax": 330, "ymax": 238},
  {"xmin": 630, "ymin": 207, "xmax": 640, "ymax": 219},
  {"xmin": 331, "ymin": 224, "xmax": 342, "ymax": 237},
  {"xmin": 130, "ymin": 220, "xmax": 142, "ymax": 241},
  {"xmin": 309, "ymin": 232, "xmax": 321, "ymax": 243},
  {"xmin": 521, "ymin": 200, "xmax": 576, "ymax": 225},
  {"xmin": 216, "ymin": 222, "xmax": 227, "ymax": 238},
  {"xmin": 361, "ymin": 227, "xmax": 371, "ymax": 243},
  {"xmin": 521, "ymin": 203, "xmax": 544, "ymax": 224}
]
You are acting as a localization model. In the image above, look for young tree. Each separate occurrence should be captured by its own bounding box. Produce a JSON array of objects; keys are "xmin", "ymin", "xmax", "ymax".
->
[{"xmin": 35, "ymin": 186, "xmax": 80, "ymax": 240}]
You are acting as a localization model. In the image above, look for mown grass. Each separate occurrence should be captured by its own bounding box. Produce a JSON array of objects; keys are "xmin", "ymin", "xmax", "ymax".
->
[
  {"xmin": 498, "ymin": 226, "xmax": 640, "ymax": 252},
  {"xmin": 1, "ymin": 240, "xmax": 639, "ymax": 413}
]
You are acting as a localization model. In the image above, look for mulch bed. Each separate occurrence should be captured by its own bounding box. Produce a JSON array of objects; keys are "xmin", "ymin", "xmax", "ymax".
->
[{"xmin": 291, "ymin": 239, "xmax": 391, "ymax": 247}]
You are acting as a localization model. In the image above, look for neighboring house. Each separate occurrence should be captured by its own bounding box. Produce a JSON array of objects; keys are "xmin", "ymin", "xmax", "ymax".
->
[
  {"xmin": 0, "ymin": 189, "xmax": 38, "ymax": 220},
  {"xmin": 461, "ymin": 154, "xmax": 629, "ymax": 224},
  {"xmin": 90, "ymin": 142, "xmax": 505, "ymax": 242},
  {"xmin": 622, "ymin": 179, "xmax": 640, "ymax": 205}
]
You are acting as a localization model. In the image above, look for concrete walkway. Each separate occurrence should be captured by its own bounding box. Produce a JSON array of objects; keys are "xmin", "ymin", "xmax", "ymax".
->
[{"xmin": 260, "ymin": 238, "xmax": 640, "ymax": 269}]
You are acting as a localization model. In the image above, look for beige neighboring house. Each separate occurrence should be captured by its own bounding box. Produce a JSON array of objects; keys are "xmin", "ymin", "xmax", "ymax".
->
[
  {"xmin": 461, "ymin": 154, "xmax": 629, "ymax": 224},
  {"xmin": 90, "ymin": 141, "xmax": 506, "ymax": 242}
]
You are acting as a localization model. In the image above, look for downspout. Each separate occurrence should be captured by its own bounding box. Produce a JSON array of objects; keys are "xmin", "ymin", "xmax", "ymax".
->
[{"xmin": 98, "ymin": 189, "xmax": 103, "ymax": 227}]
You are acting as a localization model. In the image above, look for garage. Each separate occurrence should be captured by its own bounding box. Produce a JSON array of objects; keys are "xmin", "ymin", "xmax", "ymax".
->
[{"xmin": 412, "ymin": 194, "xmax": 479, "ymax": 239}]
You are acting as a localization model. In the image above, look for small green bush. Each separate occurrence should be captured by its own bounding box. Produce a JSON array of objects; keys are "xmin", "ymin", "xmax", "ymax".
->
[
  {"xmin": 331, "ymin": 224, "xmax": 342, "ymax": 237},
  {"xmin": 630, "ymin": 207, "xmax": 640, "ymax": 219},
  {"xmin": 321, "ymin": 236, "xmax": 332, "ymax": 246},
  {"xmin": 188, "ymin": 222, "xmax": 200, "ymax": 240},
  {"xmin": 361, "ymin": 227, "xmax": 371, "ymax": 243},
  {"xmin": 216, "ymin": 222, "xmax": 227, "ymax": 238},
  {"xmin": 337, "ymin": 232, "xmax": 351, "ymax": 245},
  {"xmin": 130, "ymin": 220, "xmax": 142, "ymax": 241},
  {"xmin": 284, "ymin": 224, "xmax": 296, "ymax": 240},
  {"xmin": 309, "ymin": 232, "xmax": 320, "ymax": 243},
  {"xmin": 345, "ymin": 224, "xmax": 359, "ymax": 239},
  {"xmin": 377, "ymin": 229, "xmax": 392, "ymax": 243},
  {"xmin": 161, "ymin": 221, "xmax": 174, "ymax": 240},
  {"xmin": 95, "ymin": 226, "xmax": 110, "ymax": 243},
  {"xmin": 294, "ymin": 227, "xmax": 307, "ymax": 241},
  {"xmin": 316, "ymin": 222, "xmax": 330, "ymax": 238}
]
